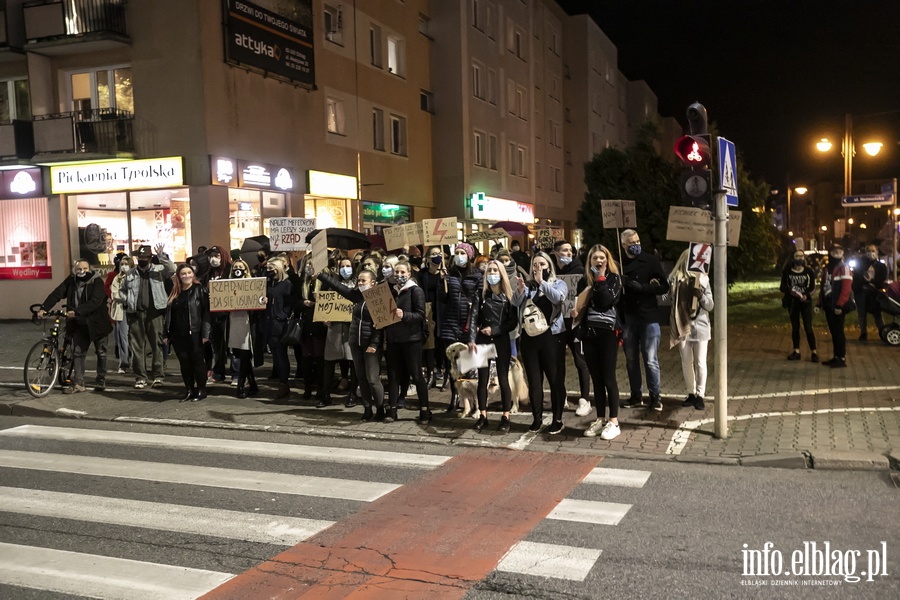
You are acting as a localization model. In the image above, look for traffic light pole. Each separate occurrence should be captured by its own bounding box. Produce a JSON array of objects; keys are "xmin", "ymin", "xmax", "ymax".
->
[{"xmin": 713, "ymin": 190, "xmax": 728, "ymax": 438}]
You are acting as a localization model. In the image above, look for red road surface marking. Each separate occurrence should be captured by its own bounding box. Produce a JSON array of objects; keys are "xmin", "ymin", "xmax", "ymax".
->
[{"xmin": 202, "ymin": 448, "xmax": 601, "ymax": 599}]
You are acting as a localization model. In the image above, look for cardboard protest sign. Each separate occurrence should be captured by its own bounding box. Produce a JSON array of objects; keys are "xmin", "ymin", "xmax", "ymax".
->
[
  {"xmin": 361, "ymin": 282, "xmax": 401, "ymax": 329},
  {"xmin": 467, "ymin": 228, "xmax": 509, "ymax": 242},
  {"xmin": 269, "ymin": 217, "xmax": 316, "ymax": 251},
  {"xmin": 310, "ymin": 229, "xmax": 329, "ymax": 273},
  {"xmin": 688, "ymin": 242, "xmax": 712, "ymax": 274},
  {"xmin": 558, "ymin": 274, "xmax": 582, "ymax": 316},
  {"xmin": 536, "ymin": 228, "xmax": 564, "ymax": 249},
  {"xmin": 383, "ymin": 222, "xmax": 423, "ymax": 250},
  {"xmin": 600, "ymin": 200, "xmax": 637, "ymax": 229},
  {"xmin": 313, "ymin": 290, "xmax": 354, "ymax": 322},
  {"xmin": 209, "ymin": 277, "xmax": 267, "ymax": 312},
  {"xmin": 422, "ymin": 217, "xmax": 458, "ymax": 245},
  {"xmin": 666, "ymin": 207, "xmax": 742, "ymax": 247}
]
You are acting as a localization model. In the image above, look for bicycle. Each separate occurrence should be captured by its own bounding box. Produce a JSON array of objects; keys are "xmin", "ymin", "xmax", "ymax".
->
[{"xmin": 24, "ymin": 303, "xmax": 75, "ymax": 398}]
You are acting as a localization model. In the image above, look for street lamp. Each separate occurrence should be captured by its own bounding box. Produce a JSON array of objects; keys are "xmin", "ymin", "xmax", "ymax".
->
[
  {"xmin": 816, "ymin": 113, "xmax": 885, "ymax": 197},
  {"xmin": 786, "ymin": 186, "xmax": 807, "ymax": 235}
]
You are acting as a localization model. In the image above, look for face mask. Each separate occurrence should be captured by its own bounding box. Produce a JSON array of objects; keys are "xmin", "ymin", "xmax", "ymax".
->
[
  {"xmin": 232, "ymin": 268, "xmax": 245, "ymax": 278},
  {"xmin": 395, "ymin": 275, "xmax": 409, "ymax": 285},
  {"xmin": 382, "ymin": 266, "xmax": 393, "ymax": 278},
  {"xmin": 266, "ymin": 270, "xmax": 276, "ymax": 279},
  {"xmin": 627, "ymin": 244, "xmax": 642, "ymax": 256},
  {"xmin": 487, "ymin": 273, "xmax": 501, "ymax": 286},
  {"xmin": 358, "ymin": 282, "xmax": 372, "ymax": 292},
  {"xmin": 180, "ymin": 273, "xmax": 194, "ymax": 283},
  {"xmin": 209, "ymin": 257, "xmax": 221, "ymax": 267},
  {"xmin": 430, "ymin": 255, "xmax": 443, "ymax": 265},
  {"xmin": 590, "ymin": 265, "xmax": 600, "ymax": 275},
  {"xmin": 792, "ymin": 258, "xmax": 805, "ymax": 266},
  {"xmin": 119, "ymin": 265, "xmax": 131, "ymax": 273},
  {"xmin": 454, "ymin": 254, "xmax": 468, "ymax": 267},
  {"xmin": 558, "ymin": 256, "xmax": 572, "ymax": 266},
  {"xmin": 867, "ymin": 252, "xmax": 877, "ymax": 260},
  {"xmin": 339, "ymin": 266, "xmax": 353, "ymax": 279},
  {"xmin": 138, "ymin": 259, "xmax": 150, "ymax": 268},
  {"xmin": 75, "ymin": 272, "xmax": 92, "ymax": 281},
  {"xmin": 505, "ymin": 263, "xmax": 516, "ymax": 277},
  {"xmin": 257, "ymin": 253, "xmax": 266, "ymax": 263},
  {"xmin": 542, "ymin": 269, "xmax": 550, "ymax": 280}
]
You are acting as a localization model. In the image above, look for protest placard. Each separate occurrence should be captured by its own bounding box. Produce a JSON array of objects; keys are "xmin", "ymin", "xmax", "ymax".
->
[
  {"xmin": 383, "ymin": 222, "xmax": 423, "ymax": 250},
  {"xmin": 313, "ymin": 290, "xmax": 354, "ymax": 322},
  {"xmin": 268, "ymin": 217, "xmax": 317, "ymax": 251},
  {"xmin": 600, "ymin": 200, "xmax": 637, "ymax": 229},
  {"xmin": 467, "ymin": 228, "xmax": 509, "ymax": 242},
  {"xmin": 688, "ymin": 242, "xmax": 713, "ymax": 274},
  {"xmin": 209, "ymin": 277, "xmax": 267, "ymax": 312},
  {"xmin": 310, "ymin": 229, "xmax": 329, "ymax": 273},
  {"xmin": 361, "ymin": 282, "xmax": 401, "ymax": 329},
  {"xmin": 536, "ymin": 228, "xmax": 564, "ymax": 249},
  {"xmin": 666, "ymin": 207, "xmax": 742, "ymax": 246},
  {"xmin": 558, "ymin": 274, "xmax": 582, "ymax": 316},
  {"xmin": 422, "ymin": 217, "xmax": 458, "ymax": 245}
]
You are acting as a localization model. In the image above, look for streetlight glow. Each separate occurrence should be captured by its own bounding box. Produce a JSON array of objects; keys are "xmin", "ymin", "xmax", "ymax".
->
[
  {"xmin": 862, "ymin": 142, "xmax": 883, "ymax": 156},
  {"xmin": 816, "ymin": 138, "xmax": 833, "ymax": 152},
  {"xmin": 794, "ymin": 187, "xmax": 808, "ymax": 195}
]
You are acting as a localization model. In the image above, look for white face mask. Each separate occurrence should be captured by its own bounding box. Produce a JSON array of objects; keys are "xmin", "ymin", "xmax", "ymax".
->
[
  {"xmin": 119, "ymin": 265, "xmax": 131, "ymax": 273},
  {"xmin": 209, "ymin": 257, "xmax": 221, "ymax": 267},
  {"xmin": 454, "ymin": 254, "xmax": 468, "ymax": 267},
  {"xmin": 487, "ymin": 274, "xmax": 501, "ymax": 286},
  {"xmin": 358, "ymin": 282, "xmax": 372, "ymax": 292},
  {"xmin": 339, "ymin": 266, "xmax": 353, "ymax": 279},
  {"xmin": 382, "ymin": 266, "xmax": 394, "ymax": 278}
]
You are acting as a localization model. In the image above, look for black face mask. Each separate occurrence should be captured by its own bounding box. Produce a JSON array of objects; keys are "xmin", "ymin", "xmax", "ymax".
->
[
  {"xmin": 430, "ymin": 255, "xmax": 443, "ymax": 265},
  {"xmin": 793, "ymin": 258, "xmax": 805, "ymax": 266},
  {"xmin": 542, "ymin": 269, "xmax": 550, "ymax": 280},
  {"xmin": 232, "ymin": 269, "xmax": 245, "ymax": 278},
  {"xmin": 137, "ymin": 260, "xmax": 150, "ymax": 269},
  {"xmin": 410, "ymin": 257, "xmax": 422, "ymax": 268},
  {"xmin": 257, "ymin": 253, "xmax": 266, "ymax": 263}
]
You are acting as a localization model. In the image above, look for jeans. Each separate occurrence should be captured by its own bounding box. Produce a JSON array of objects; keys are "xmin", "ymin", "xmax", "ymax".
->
[
  {"xmin": 172, "ymin": 333, "xmax": 207, "ymax": 392},
  {"xmin": 558, "ymin": 322, "xmax": 591, "ymax": 399},
  {"xmin": 70, "ymin": 325, "xmax": 107, "ymax": 386},
  {"xmin": 825, "ymin": 306, "xmax": 846, "ymax": 359},
  {"xmin": 788, "ymin": 300, "xmax": 817, "ymax": 351},
  {"xmin": 349, "ymin": 342, "xmax": 384, "ymax": 407},
  {"xmin": 386, "ymin": 341, "xmax": 429, "ymax": 410},
  {"xmin": 113, "ymin": 318, "xmax": 130, "ymax": 369},
  {"xmin": 622, "ymin": 320, "xmax": 661, "ymax": 397}
]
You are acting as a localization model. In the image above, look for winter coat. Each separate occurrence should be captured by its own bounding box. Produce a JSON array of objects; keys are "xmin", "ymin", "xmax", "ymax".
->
[
  {"xmin": 820, "ymin": 261, "xmax": 852, "ymax": 311},
  {"xmin": 163, "ymin": 284, "xmax": 211, "ymax": 340},
  {"xmin": 318, "ymin": 273, "xmax": 383, "ymax": 350},
  {"xmin": 575, "ymin": 272, "xmax": 623, "ymax": 336},
  {"xmin": 265, "ymin": 278, "xmax": 293, "ymax": 340},
  {"xmin": 669, "ymin": 274, "xmax": 714, "ymax": 347},
  {"xmin": 108, "ymin": 273, "xmax": 127, "ymax": 321},
  {"xmin": 620, "ymin": 252, "xmax": 670, "ymax": 324},
  {"xmin": 41, "ymin": 272, "xmax": 113, "ymax": 341},
  {"xmin": 467, "ymin": 288, "xmax": 518, "ymax": 344},
  {"xmin": 852, "ymin": 256, "xmax": 888, "ymax": 294},
  {"xmin": 384, "ymin": 280, "xmax": 426, "ymax": 344},
  {"xmin": 438, "ymin": 268, "xmax": 482, "ymax": 342},
  {"xmin": 121, "ymin": 254, "xmax": 176, "ymax": 312}
]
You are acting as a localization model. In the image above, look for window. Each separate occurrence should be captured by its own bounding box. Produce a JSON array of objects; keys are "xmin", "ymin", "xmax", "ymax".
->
[
  {"xmin": 486, "ymin": 2, "xmax": 496, "ymax": 39},
  {"xmin": 488, "ymin": 134, "xmax": 498, "ymax": 170},
  {"xmin": 324, "ymin": 4, "xmax": 343, "ymax": 45},
  {"xmin": 370, "ymin": 25, "xmax": 383, "ymax": 67},
  {"xmin": 516, "ymin": 86, "xmax": 526, "ymax": 119},
  {"xmin": 472, "ymin": 63, "xmax": 484, "ymax": 100},
  {"xmin": 418, "ymin": 15, "xmax": 432, "ymax": 38},
  {"xmin": 552, "ymin": 167, "xmax": 562, "ymax": 192},
  {"xmin": 0, "ymin": 79, "xmax": 31, "ymax": 121},
  {"xmin": 506, "ymin": 78, "xmax": 516, "ymax": 115},
  {"xmin": 473, "ymin": 0, "xmax": 482, "ymax": 31},
  {"xmin": 550, "ymin": 121, "xmax": 562, "ymax": 147},
  {"xmin": 0, "ymin": 197, "xmax": 52, "ymax": 277},
  {"xmin": 549, "ymin": 77, "xmax": 559, "ymax": 101},
  {"xmin": 535, "ymin": 161, "xmax": 542, "ymax": 188},
  {"xmin": 487, "ymin": 69, "xmax": 497, "ymax": 104},
  {"xmin": 508, "ymin": 142, "xmax": 516, "ymax": 175},
  {"xmin": 326, "ymin": 98, "xmax": 345, "ymax": 134},
  {"xmin": 517, "ymin": 146, "xmax": 527, "ymax": 177},
  {"xmin": 390, "ymin": 114, "xmax": 407, "ymax": 156},
  {"xmin": 474, "ymin": 130, "xmax": 486, "ymax": 167},
  {"xmin": 387, "ymin": 35, "xmax": 405, "ymax": 76},
  {"xmin": 420, "ymin": 90, "xmax": 434, "ymax": 113},
  {"xmin": 549, "ymin": 27, "xmax": 560, "ymax": 56},
  {"xmin": 591, "ymin": 94, "xmax": 601, "ymax": 115},
  {"xmin": 373, "ymin": 108, "xmax": 385, "ymax": 150},
  {"xmin": 69, "ymin": 66, "xmax": 133, "ymax": 113}
]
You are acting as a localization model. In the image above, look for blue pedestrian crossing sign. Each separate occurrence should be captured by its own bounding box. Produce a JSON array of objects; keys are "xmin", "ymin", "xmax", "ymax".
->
[{"xmin": 718, "ymin": 137, "xmax": 739, "ymax": 206}]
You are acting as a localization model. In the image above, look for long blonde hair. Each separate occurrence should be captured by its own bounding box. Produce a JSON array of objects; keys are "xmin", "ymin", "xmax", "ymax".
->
[
  {"xmin": 482, "ymin": 259, "xmax": 513, "ymax": 298},
  {"xmin": 530, "ymin": 251, "xmax": 557, "ymax": 282},
  {"xmin": 585, "ymin": 244, "xmax": 620, "ymax": 279}
]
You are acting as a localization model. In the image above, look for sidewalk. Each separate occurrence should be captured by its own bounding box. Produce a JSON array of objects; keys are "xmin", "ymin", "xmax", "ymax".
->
[{"xmin": 1, "ymin": 319, "xmax": 897, "ymax": 469}]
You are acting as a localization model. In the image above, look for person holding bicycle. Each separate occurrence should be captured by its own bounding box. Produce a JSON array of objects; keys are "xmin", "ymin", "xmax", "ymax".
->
[
  {"xmin": 163, "ymin": 263, "xmax": 211, "ymax": 401},
  {"xmin": 38, "ymin": 259, "xmax": 112, "ymax": 393}
]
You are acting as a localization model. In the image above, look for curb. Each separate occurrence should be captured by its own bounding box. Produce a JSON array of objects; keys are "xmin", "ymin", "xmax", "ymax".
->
[{"xmin": 808, "ymin": 450, "xmax": 892, "ymax": 471}]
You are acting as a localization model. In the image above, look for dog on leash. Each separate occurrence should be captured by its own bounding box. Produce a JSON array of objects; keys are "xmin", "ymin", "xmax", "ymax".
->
[{"xmin": 445, "ymin": 342, "xmax": 528, "ymax": 417}]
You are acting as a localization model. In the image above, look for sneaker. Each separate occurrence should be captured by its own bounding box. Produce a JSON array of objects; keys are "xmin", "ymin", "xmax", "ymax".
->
[
  {"xmin": 621, "ymin": 394, "xmax": 644, "ymax": 408},
  {"xmin": 693, "ymin": 396, "xmax": 706, "ymax": 410},
  {"xmin": 63, "ymin": 383, "xmax": 86, "ymax": 394},
  {"xmin": 548, "ymin": 420, "xmax": 564, "ymax": 435},
  {"xmin": 648, "ymin": 395, "xmax": 663, "ymax": 412},
  {"xmin": 810, "ymin": 353, "xmax": 819, "ymax": 363},
  {"xmin": 134, "ymin": 380, "xmax": 147, "ymax": 389},
  {"xmin": 93, "ymin": 382, "xmax": 106, "ymax": 392},
  {"xmin": 475, "ymin": 414, "xmax": 488, "ymax": 431},
  {"xmin": 230, "ymin": 378, "xmax": 239, "ymax": 387},
  {"xmin": 575, "ymin": 398, "xmax": 592, "ymax": 417},
  {"xmin": 786, "ymin": 351, "xmax": 801, "ymax": 361},
  {"xmin": 821, "ymin": 358, "xmax": 837, "ymax": 367},
  {"xmin": 498, "ymin": 415, "xmax": 510, "ymax": 433},
  {"xmin": 406, "ymin": 384, "xmax": 417, "ymax": 397},
  {"xmin": 681, "ymin": 394, "xmax": 697, "ymax": 407},
  {"xmin": 599, "ymin": 421, "xmax": 621, "ymax": 441},
  {"xmin": 117, "ymin": 367, "xmax": 127, "ymax": 374},
  {"xmin": 830, "ymin": 357, "xmax": 847, "ymax": 368},
  {"xmin": 583, "ymin": 418, "xmax": 605, "ymax": 437},
  {"xmin": 529, "ymin": 418, "xmax": 542, "ymax": 432},
  {"xmin": 150, "ymin": 378, "xmax": 164, "ymax": 388}
]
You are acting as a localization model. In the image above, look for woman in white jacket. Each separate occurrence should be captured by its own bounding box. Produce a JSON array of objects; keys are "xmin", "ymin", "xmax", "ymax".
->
[{"xmin": 668, "ymin": 249, "xmax": 714, "ymax": 410}]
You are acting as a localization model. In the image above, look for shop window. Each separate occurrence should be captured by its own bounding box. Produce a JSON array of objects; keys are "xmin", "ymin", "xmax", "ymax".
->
[
  {"xmin": 390, "ymin": 114, "xmax": 407, "ymax": 156},
  {"xmin": 304, "ymin": 197, "xmax": 350, "ymax": 229},
  {"xmin": 372, "ymin": 107, "xmax": 385, "ymax": 150},
  {"xmin": 0, "ymin": 197, "xmax": 51, "ymax": 275},
  {"xmin": 326, "ymin": 97, "xmax": 345, "ymax": 135},
  {"xmin": 69, "ymin": 65, "xmax": 133, "ymax": 114},
  {"xmin": 229, "ymin": 188, "xmax": 286, "ymax": 253},
  {"xmin": 0, "ymin": 79, "xmax": 31, "ymax": 121}
]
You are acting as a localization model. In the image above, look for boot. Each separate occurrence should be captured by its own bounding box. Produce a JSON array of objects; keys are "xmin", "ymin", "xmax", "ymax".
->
[
  {"xmin": 362, "ymin": 405, "xmax": 374, "ymax": 421},
  {"xmin": 445, "ymin": 392, "xmax": 459, "ymax": 413},
  {"xmin": 179, "ymin": 388, "xmax": 195, "ymax": 402},
  {"xmin": 418, "ymin": 408, "xmax": 432, "ymax": 425},
  {"xmin": 247, "ymin": 373, "xmax": 259, "ymax": 397},
  {"xmin": 192, "ymin": 388, "xmax": 208, "ymax": 402},
  {"xmin": 375, "ymin": 405, "xmax": 386, "ymax": 421},
  {"xmin": 236, "ymin": 376, "xmax": 247, "ymax": 399},
  {"xmin": 383, "ymin": 407, "xmax": 397, "ymax": 423},
  {"xmin": 274, "ymin": 383, "xmax": 291, "ymax": 400}
]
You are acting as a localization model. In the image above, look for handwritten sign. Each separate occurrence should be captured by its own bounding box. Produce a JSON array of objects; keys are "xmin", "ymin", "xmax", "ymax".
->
[
  {"xmin": 689, "ymin": 242, "xmax": 712, "ymax": 274},
  {"xmin": 209, "ymin": 277, "xmax": 267, "ymax": 312},
  {"xmin": 536, "ymin": 228, "xmax": 564, "ymax": 249},
  {"xmin": 558, "ymin": 274, "xmax": 582, "ymax": 316},
  {"xmin": 666, "ymin": 207, "xmax": 742, "ymax": 246},
  {"xmin": 383, "ymin": 222, "xmax": 423, "ymax": 250},
  {"xmin": 313, "ymin": 290, "xmax": 354, "ymax": 322},
  {"xmin": 269, "ymin": 217, "xmax": 316, "ymax": 251},
  {"xmin": 361, "ymin": 282, "xmax": 401, "ymax": 329},
  {"xmin": 310, "ymin": 229, "xmax": 329, "ymax": 273},
  {"xmin": 467, "ymin": 228, "xmax": 509, "ymax": 242},
  {"xmin": 601, "ymin": 200, "xmax": 637, "ymax": 229},
  {"xmin": 422, "ymin": 217, "xmax": 458, "ymax": 245}
]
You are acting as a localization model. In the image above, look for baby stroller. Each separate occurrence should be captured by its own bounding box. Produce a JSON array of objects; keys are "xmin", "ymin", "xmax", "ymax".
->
[{"xmin": 877, "ymin": 281, "xmax": 900, "ymax": 346}]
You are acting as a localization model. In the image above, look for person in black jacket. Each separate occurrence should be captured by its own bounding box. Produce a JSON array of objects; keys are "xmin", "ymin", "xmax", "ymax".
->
[
  {"xmin": 38, "ymin": 259, "xmax": 112, "ymax": 393},
  {"xmin": 438, "ymin": 242, "xmax": 482, "ymax": 411},
  {"xmin": 553, "ymin": 240, "xmax": 592, "ymax": 416},
  {"xmin": 780, "ymin": 250, "xmax": 818, "ymax": 362},
  {"xmin": 384, "ymin": 259, "xmax": 430, "ymax": 423},
  {"xmin": 265, "ymin": 256, "xmax": 294, "ymax": 399},
  {"xmin": 163, "ymin": 264, "xmax": 211, "ymax": 401},
  {"xmin": 467, "ymin": 260, "xmax": 519, "ymax": 432},
  {"xmin": 853, "ymin": 244, "xmax": 887, "ymax": 341},
  {"xmin": 617, "ymin": 229, "xmax": 670, "ymax": 412},
  {"xmin": 319, "ymin": 267, "xmax": 384, "ymax": 421},
  {"xmin": 573, "ymin": 244, "xmax": 623, "ymax": 440}
]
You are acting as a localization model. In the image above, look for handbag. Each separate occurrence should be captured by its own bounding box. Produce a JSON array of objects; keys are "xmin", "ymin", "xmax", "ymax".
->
[
  {"xmin": 522, "ymin": 298, "xmax": 549, "ymax": 336},
  {"xmin": 842, "ymin": 290, "xmax": 857, "ymax": 313},
  {"xmin": 279, "ymin": 313, "xmax": 303, "ymax": 345}
]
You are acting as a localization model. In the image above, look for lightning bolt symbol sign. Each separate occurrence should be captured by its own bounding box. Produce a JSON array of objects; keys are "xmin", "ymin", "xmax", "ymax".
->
[
  {"xmin": 432, "ymin": 219, "xmax": 448, "ymax": 240},
  {"xmin": 691, "ymin": 243, "xmax": 711, "ymax": 271}
]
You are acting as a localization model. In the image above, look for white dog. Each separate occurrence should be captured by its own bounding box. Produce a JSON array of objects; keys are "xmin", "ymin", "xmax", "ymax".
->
[{"xmin": 445, "ymin": 342, "xmax": 528, "ymax": 417}]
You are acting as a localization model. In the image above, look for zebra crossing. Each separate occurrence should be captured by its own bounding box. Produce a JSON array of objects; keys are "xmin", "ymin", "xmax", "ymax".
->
[{"xmin": 0, "ymin": 424, "xmax": 654, "ymax": 598}]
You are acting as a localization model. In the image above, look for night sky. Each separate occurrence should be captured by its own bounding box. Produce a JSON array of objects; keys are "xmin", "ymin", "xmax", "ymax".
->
[{"xmin": 556, "ymin": 0, "xmax": 900, "ymax": 193}]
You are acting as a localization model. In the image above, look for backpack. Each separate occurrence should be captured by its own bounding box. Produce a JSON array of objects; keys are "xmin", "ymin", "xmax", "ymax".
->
[{"xmin": 522, "ymin": 298, "xmax": 549, "ymax": 336}]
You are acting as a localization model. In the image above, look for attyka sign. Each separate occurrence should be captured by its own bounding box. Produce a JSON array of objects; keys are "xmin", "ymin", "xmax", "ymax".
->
[
  {"xmin": 666, "ymin": 207, "xmax": 742, "ymax": 247},
  {"xmin": 209, "ymin": 277, "xmax": 267, "ymax": 312}
]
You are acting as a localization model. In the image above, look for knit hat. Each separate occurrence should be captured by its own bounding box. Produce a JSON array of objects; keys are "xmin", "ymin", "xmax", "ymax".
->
[{"xmin": 456, "ymin": 242, "xmax": 476, "ymax": 259}]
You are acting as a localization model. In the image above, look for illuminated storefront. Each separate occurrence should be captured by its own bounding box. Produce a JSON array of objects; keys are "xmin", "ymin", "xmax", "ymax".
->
[
  {"xmin": 362, "ymin": 201, "xmax": 413, "ymax": 234},
  {"xmin": 211, "ymin": 156, "xmax": 293, "ymax": 251},
  {"xmin": 464, "ymin": 192, "xmax": 534, "ymax": 250},
  {"xmin": 0, "ymin": 167, "xmax": 51, "ymax": 280},
  {"xmin": 305, "ymin": 170, "xmax": 357, "ymax": 229}
]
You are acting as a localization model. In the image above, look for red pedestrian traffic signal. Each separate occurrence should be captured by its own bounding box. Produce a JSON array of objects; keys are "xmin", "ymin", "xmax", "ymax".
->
[{"xmin": 674, "ymin": 135, "xmax": 712, "ymax": 167}]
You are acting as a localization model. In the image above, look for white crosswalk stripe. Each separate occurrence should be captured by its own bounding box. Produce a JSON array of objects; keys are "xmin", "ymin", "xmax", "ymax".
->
[
  {"xmin": 583, "ymin": 466, "xmax": 652, "ymax": 488},
  {"xmin": 547, "ymin": 498, "xmax": 632, "ymax": 526},
  {"xmin": 497, "ymin": 541, "xmax": 602, "ymax": 582}
]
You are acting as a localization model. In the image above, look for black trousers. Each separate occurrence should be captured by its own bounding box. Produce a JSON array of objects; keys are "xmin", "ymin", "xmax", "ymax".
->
[
  {"xmin": 520, "ymin": 330, "xmax": 564, "ymax": 422},
  {"xmin": 558, "ymin": 323, "xmax": 591, "ymax": 399},
  {"xmin": 582, "ymin": 329, "xmax": 620, "ymax": 419},
  {"xmin": 788, "ymin": 300, "xmax": 816, "ymax": 351},
  {"xmin": 172, "ymin": 334, "xmax": 207, "ymax": 392},
  {"xmin": 477, "ymin": 336, "xmax": 512, "ymax": 412},
  {"xmin": 386, "ymin": 341, "xmax": 429, "ymax": 409},
  {"xmin": 824, "ymin": 305, "xmax": 846, "ymax": 359}
]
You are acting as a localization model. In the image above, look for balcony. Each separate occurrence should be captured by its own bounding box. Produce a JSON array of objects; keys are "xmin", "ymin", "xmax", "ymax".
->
[
  {"xmin": 0, "ymin": 120, "xmax": 35, "ymax": 160},
  {"xmin": 33, "ymin": 108, "xmax": 134, "ymax": 158},
  {"xmin": 24, "ymin": 0, "xmax": 129, "ymax": 55},
  {"xmin": 0, "ymin": 7, "xmax": 27, "ymax": 61}
]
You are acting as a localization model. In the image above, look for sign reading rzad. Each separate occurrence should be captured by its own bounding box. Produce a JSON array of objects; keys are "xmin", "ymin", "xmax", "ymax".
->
[
  {"xmin": 209, "ymin": 277, "xmax": 268, "ymax": 312},
  {"xmin": 269, "ymin": 217, "xmax": 317, "ymax": 252},
  {"xmin": 225, "ymin": 0, "xmax": 315, "ymax": 88}
]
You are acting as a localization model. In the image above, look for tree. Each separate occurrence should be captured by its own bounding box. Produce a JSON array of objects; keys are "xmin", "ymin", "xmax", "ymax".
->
[{"xmin": 576, "ymin": 121, "xmax": 777, "ymax": 281}]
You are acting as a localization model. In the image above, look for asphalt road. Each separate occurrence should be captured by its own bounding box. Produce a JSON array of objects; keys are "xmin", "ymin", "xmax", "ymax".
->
[{"xmin": 0, "ymin": 416, "xmax": 896, "ymax": 599}]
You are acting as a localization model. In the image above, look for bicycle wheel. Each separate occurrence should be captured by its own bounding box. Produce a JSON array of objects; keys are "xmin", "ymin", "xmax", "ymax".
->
[{"xmin": 24, "ymin": 341, "xmax": 60, "ymax": 398}]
